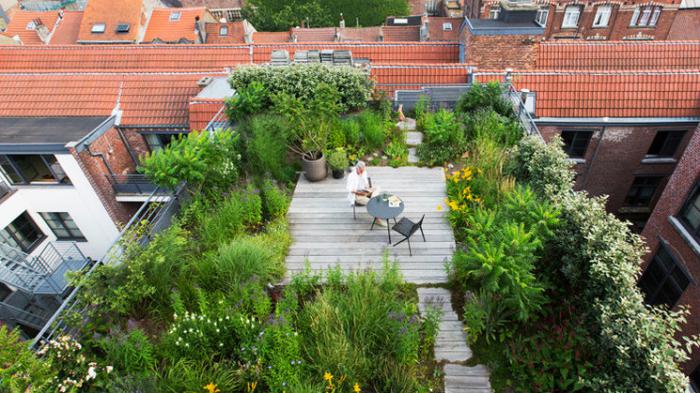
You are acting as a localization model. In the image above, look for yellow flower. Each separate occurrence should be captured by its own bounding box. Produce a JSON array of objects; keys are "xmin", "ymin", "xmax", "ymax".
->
[
  {"xmin": 324, "ymin": 371, "xmax": 334, "ymax": 383},
  {"xmin": 246, "ymin": 382, "xmax": 258, "ymax": 392},
  {"xmin": 436, "ymin": 205, "xmax": 443, "ymax": 211},
  {"xmin": 204, "ymin": 383, "xmax": 220, "ymax": 393},
  {"xmin": 353, "ymin": 383, "xmax": 361, "ymax": 393}
]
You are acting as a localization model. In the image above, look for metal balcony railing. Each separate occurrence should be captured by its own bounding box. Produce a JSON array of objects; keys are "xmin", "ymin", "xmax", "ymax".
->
[
  {"xmin": 505, "ymin": 84, "xmax": 544, "ymax": 141},
  {"xmin": 107, "ymin": 174, "xmax": 160, "ymax": 196},
  {"xmin": 0, "ymin": 180, "xmax": 12, "ymax": 199}
]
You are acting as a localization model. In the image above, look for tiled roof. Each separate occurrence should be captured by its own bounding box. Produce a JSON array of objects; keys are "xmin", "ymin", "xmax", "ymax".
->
[
  {"xmin": 668, "ymin": 9, "xmax": 700, "ymax": 40},
  {"xmin": 0, "ymin": 45, "xmax": 250, "ymax": 71},
  {"xmin": 252, "ymin": 31, "xmax": 291, "ymax": 43},
  {"xmin": 143, "ymin": 7, "xmax": 206, "ymax": 43},
  {"xmin": 77, "ymin": 0, "xmax": 143, "ymax": 42},
  {"xmin": 0, "ymin": 73, "xmax": 225, "ymax": 127},
  {"xmin": 371, "ymin": 64, "xmax": 472, "ymax": 94},
  {"xmin": 292, "ymin": 27, "xmax": 337, "ymax": 42},
  {"xmin": 340, "ymin": 27, "xmax": 382, "ymax": 42},
  {"xmin": 536, "ymin": 42, "xmax": 700, "ymax": 70},
  {"xmin": 0, "ymin": 43, "xmax": 461, "ymax": 71},
  {"xmin": 428, "ymin": 17, "xmax": 462, "ymax": 41},
  {"xmin": 205, "ymin": 21, "xmax": 247, "ymax": 43},
  {"xmin": 189, "ymin": 98, "xmax": 225, "ymax": 130},
  {"xmin": 178, "ymin": 0, "xmax": 244, "ymax": 7},
  {"xmin": 50, "ymin": 11, "xmax": 84, "ymax": 45},
  {"xmin": 1, "ymin": 11, "xmax": 60, "ymax": 44},
  {"xmin": 383, "ymin": 25, "xmax": 421, "ymax": 41},
  {"xmin": 474, "ymin": 71, "xmax": 700, "ymax": 118}
]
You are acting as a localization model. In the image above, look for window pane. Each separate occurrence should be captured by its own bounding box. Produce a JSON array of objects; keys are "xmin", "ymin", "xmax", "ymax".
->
[
  {"xmin": 681, "ymin": 188, "xmax": 700, "ymax": 231},
  {"xmin": 1, "ymin": 213, "xmax": 44, "ymax": 252},
  {"xmin": 639, "ymin": 8, "xmax": 652, "ymax": 26},
  {"xmin": 0, "ymin": 156, "xmax": 22, "ymax": 184},
  {"xmin": 594, "ymin": 5, "xmax": 611, "ymax": 27},
  {"xmin": 650, "ymin": 7, "xmax": 661, "ymax": 26},
  {"xmin": 639, "ymin": 245, "xmax": 691, "ymax": 307},
  {"xmin": 631, "ymin": 7, "xmax": 640, "ymax": 25},
  {"xmin": 39, "ymin": 212, "xmax": 84, "ymax": 241}
]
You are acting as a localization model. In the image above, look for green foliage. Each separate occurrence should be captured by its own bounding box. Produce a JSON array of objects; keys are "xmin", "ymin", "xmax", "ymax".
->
[
  {"xmin": 385, "ymin": 136, "xmax": 408, "ymax": 168},
  {"xmin": 140, "ymin": 130, "xmax": 240, "ymax": 194},
  {"xmin": 465, "ymin": 109, "xmax": 523, "ymax": 147},
  {"xmin": 327, "ymin": 122, "xmax": 347, "ymax": 150},
  {"xmin": 452, "ymin": 186, "xmax": 559, "ymax": 344},
  {"xmin": 272, "ymin": 83, "xmax": 341, "ymax": 159},
  {"xmin": 242, "ymin": 0, "xmax": 409, "ymax": 31},
  {"xmin": 260, "ymin": 179, "xmax": 290, "ymax": 221},
  {"xmin": 414, "ymin": 95, "xmax": 430, "ymax": 131},
  {"xmin": 159, "ymin": 359, "xmax": 242, "ymax": 393},
  {"xmin": 456, "ymin": 82, "xmax": 514, "ymax": 117},
  {"xmin": 507, "ymin": 135, "xmax": 575, "ymax": 200},
  {"xmin": 416, "ymin": 109, "xmax": 465, "ymax": 166},
  {"xmin": 198, "ymin": 187, "xmax": 263, "ymax": 251},
  {"xmin": 225, "ymin": 80, "xmax": 268, "ymax": 121},
  {"xmin": 98, "ymin": 329, "xmax": 156, "ymax": 377},
  {"xmin": 243, "ymin": 114, "xmax": 296, "ymax": 183},
  {"xmin": 340, "ymin": 117, "xmax": 362, "ymax": 147},
  {"xmin": 327, "ymin": 148, "xmax": 349, "ymax": 170},
  {"xmin": 0, "ymin": 326, "xmax": 53, "ymax": 392},
  {"xmin": 228, "ymin": 64, "xmax": 372, "ymax": 113},
  {"xmin": 259, "ymin": 296, "xmax": 303, "ymax": 392},
  {"xmin": 357, "ymin": 110, "xmax": 387, "ymax": 150}
]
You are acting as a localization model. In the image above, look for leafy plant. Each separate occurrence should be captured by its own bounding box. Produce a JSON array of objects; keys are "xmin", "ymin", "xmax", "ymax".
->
[
  {"xmin": 416, "ymin": 109, "xmax": 465, "ymax": 166},
  {"xmin": 0, "ymin": 326, "xmax": 53, "ymax": 392},
  {"xmin": 98, "ymin": 329, "xmax": 156, "ymax": 377},
  {"xmin": 260, "ymin": 179, "xmax": 290, "ymax": 221},
  {"xmin": 244, "ymin": 114, "xmax": 296, "ymax": 183},
  {"xmin": 465, "ymin": 109, "xmax": 523, "ymax": 147},
  {"xmin": 358, "ymin": 110, "xmax": 387, "ymax": 151},
  {"xmin": 414, "ymin": 95, "xmax": 430, "ymax": 131},
  {"xmin": 385, "ymin": 137, "xmax": 408, "ymax": 168},
  {"xmin": 327, "ymin": 148, "xmax": 349, "ymax": 170},
  {"xmin": 225, "ymin": 81, "xmax": 268, "ymax": 121},
  {"xmin": 456, "ymin": 82, "xmax": 514, "ymax": 117},
  {"xmin": 341, "ymin": 117, "xmax": 362, "ymax": 148}
]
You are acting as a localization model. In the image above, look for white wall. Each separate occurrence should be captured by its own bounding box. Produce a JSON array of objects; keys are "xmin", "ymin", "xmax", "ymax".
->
[
  {"xmin": 0, "ymin": 0, "xmax": 16, "ymax": 12},
  {"xmin": 0, "ymin": 153, "xmax": 120, "ymax": 260}
]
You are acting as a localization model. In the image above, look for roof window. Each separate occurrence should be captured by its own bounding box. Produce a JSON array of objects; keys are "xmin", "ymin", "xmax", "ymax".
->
[
  {"xmin": 116, "ymin": 23, "xmax": 130, "ymax": 33},
  {"xmin": 393, "ymin": 18, "xmax": 408, "ymax": 24},
  {"xmin": 219, "ymin": 25, "xmax": 229, "ymax": 36},
  {"xmin": 442, "ymin": 22, "xmax": 453, "ymax": 31},
  {"xmin": 26, "ymin": 21, "xmax": 37, "ymax": 30},
  {"xmin": 170, "ymin": 11, "xmax": 181, "ymax": 21},
  {"xmin": 91, "ymin": 23, "xmax": 106, "ymax": 33}
]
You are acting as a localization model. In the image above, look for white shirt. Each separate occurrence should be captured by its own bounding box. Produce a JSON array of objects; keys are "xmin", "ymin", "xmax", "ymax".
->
[{"xmin": 346, "ymin": 169, "xmax": 369, "ymax": 205}]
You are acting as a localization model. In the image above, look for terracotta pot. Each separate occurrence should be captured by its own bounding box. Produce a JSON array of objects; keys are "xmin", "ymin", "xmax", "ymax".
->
[{"xmin": 302, "ymin": 152, "xmax": 327, "ymax": 182}]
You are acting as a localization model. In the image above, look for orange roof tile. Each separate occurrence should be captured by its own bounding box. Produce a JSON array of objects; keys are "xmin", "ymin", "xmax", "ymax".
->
[
  {"xmin": 536, "ymin": 41, "xmax": 700, "ymax": 70},
  {"xmin": 77, "ymin": 0, "xmax": 143, "ymax": 43},
  {"xmin": 0, "ymin": 73, "xmax": 224, "ymax": 127},
  {"xmin": 292, "ymin": 27, "xmax": 337, "ymax": 42},
  {"xmin": 474, "ymin": 70, "xmax": 700, "ymax": 118},
  {"xmin": 340, "ymin": 27, "xmax": 382, "ymax": 42},
  {"xmin": 371, "ymin": 64, "xmax": 472, "ymax": 94},
  {"xmin": 667, "ymin": 9, "xmax": 700, "ymax": 40},
  {"xmin": 205, "ymin": 21, "xmax": 247, "ymax": 43},
  {"xmin": 383, "ymin": 25, "xmax": 420, "ymax": 41},
  {"xmin": 50, "ymin": 11, "xmax": 84, "ymax": 45},
  {"xmin": 428, "ymin": 17, "xmax": 462, "ymax": 41},
  {"xmin": 189, "ymin": 98, "xmax": 225, "ymax": 130},
  {"xmin": 1, "ymin": 11, "xmax": 60, "ymax": 45},
  {"xmin": 179, "ymin": 0, "xmax": 244, "ymax": 7},
  {"xmin": 252, "ymin": 31, "xmax": 291, "ymax": 43},
  {"xmin": 143, "ymin": 7, "xmax": 207, "ymax": 43}
]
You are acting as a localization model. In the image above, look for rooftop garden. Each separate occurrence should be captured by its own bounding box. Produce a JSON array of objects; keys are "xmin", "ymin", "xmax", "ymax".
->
[{"xmin": 0, "ymin": 66, "xmax": 696, "ymax": 393}]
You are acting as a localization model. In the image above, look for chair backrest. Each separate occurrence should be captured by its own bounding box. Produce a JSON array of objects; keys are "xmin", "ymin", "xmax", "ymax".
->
[{"xmin": 408, "ymin": 215, "xmax": 425, "ymax": 237}]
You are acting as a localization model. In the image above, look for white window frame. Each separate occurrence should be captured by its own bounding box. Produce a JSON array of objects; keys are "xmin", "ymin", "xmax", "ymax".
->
[
  {"xmin": 650, "ymin": 7, "xmax": 661, "ymax": 26},
  {"xmin": 489, "ymin": 7, "xmax": 500, "ymax": 19},
  {"xmin": 91, "ymin": 23, "xmax": 106, "ymax": 33},
  {"xmin": 535, "ymin": 8, "xmax": 549, "ymax": 27},
  {"xmin": 219, "ymin": 25, "xmax": 229, "ymax": 36},
  {"xmin": 631, "ymin": 6, "xmax": 661, "ymax": 27},
  {"xmin": 593, "ymin": 5, "xmax": 612, "ymax": 27},
  {"xmin": 562, "ymin": 6, "xmax": 581, "ymax": 28},
  {"xmin": 170, "ymin": 12, "xmax": 181, "ymax": 22}
]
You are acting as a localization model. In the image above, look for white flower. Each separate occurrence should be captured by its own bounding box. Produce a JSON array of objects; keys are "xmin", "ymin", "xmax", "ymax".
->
[
  {"xmin": 106, "ymin": 366, "xmax": 113, "ymax": 374},
  {"xmin": 86, "ymin": 366, "xmax": 97, "ymax": 381}
]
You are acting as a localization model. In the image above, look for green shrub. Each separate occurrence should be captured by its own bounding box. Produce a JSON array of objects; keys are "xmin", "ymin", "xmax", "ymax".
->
[
  {"xmin": 327, "ymin": 148, "xmax": 349, "ymax": 170},
  {"xmin": 140, "ymin": 130, "xmax": 240, "ymax": 194},
  {"xmin": 507, "ymin": 135, "xmax": 575, "ymax": 200},
  {"xmin": 358, "ymin": 110, "xmax": 386, "ymax": 150},
  {"xmin": 385, "ymin": 137, "xmax": 408, "ymax": 168},
  {"xmin": 416, "ymin": 109, "xmax": 465, "ymax": 166},
  {"xmin": 341, "ymin": 117, "xmax": 362, "ymax": 148},
  {"xmin": 195, "ymin": 238, "xmax": 277, "ymax": 293},
  {"xmin": 414, "ymin": 95, "xmax": 430, "ymax": 131},
  {"xmin": 260, "ymin": 179, "xmax": 290, "ymax": 221},
  {"xmin": 259, "ymin": 296, "xmax": 303, "ymax": 392},
  {"xmin": 225, "ymin": 80, "xmax": 268, "ymax": 121},
  {"xmin": 244, "ymin": 114, "xmax": 295, "ymax": 183},
  {"xmin": 98, "ymin": 329, "xmax": 156, "ymax": 376},
  {"xmin": 198, "ymin": 187, "xmax": 262, "ymax": 250},
  {"xmin": 466, "ymin": 109, "xmax": 523, "ymax": 147},
  {"xmin": 228, "ymin": 64, "xmax": 372, "ymax": 113},
  {"xmin": 456, "ymin": 82, "xmax": 514, "ymax": 117},
  {"xmin": 327, "ymin": 122, "xmax": 347, "ymax": 150},
  {"xmin": 0, "ymin": 326, "xmax": 53, "ymax": 392},
  {"xmin": 159, "ymin": 359, "xmax": 242, "ymax": 393}
]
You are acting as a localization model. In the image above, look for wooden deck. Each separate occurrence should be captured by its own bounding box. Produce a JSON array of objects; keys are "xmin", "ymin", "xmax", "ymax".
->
[{"xmin": 285, "ymin": 166, "xmax": 454, "ymax": 284}]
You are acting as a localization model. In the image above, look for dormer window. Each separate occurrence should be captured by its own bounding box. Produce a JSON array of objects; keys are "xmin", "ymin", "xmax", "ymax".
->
[
  {"xmin": 219, "ymin": 25, "xmax": 229, "ymax": 36},
  {"xmin": 562, "ymin": 6, "xmax": 581, "ymax": 28},
  {"xmin": 442, "ymin": 22, "xmax": 453, "ymax": 31},
  {"xmin": 91, "ymin": 23, "xmax": 106, "ymax": 33},
  {"xmin": 116, "ymin": 23, "xmax": 130, "ymax": 33},
  {"xmin": 631, "ymin": 5, "xmax": 662, "ymax": 27},
  {"xmin": 26, "ymin": 21, "xmax": 37, "ymax": 30},
  {"xmin": 170, "ymin": 11, "xmax": 181, "ymax": 22}
]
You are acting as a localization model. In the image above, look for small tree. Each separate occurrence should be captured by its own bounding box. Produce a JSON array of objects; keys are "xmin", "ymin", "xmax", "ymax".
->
[{"xmin": 140, "ymin": 130, "xmax": 240, "ymax": 194}]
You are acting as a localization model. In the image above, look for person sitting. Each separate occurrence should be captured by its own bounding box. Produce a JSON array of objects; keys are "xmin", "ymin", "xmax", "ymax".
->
[{"xmin": 346, "ymin": 161, "xmax": 385, "ymax": 226}]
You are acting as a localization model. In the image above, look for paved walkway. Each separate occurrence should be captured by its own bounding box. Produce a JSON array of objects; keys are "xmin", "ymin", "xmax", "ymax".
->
[
  {"xmin": 418, "ymin": 288, "xmax": 493, "ymax": 393},
  {"xmin": 285, "ymin": 166, "xmax": 454, "ymax": 284}
]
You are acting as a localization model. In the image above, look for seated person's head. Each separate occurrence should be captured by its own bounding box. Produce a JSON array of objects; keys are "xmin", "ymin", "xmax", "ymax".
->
[{"xmin": 355, "ymin": 161, "xmax": 366, "ymax": 175}]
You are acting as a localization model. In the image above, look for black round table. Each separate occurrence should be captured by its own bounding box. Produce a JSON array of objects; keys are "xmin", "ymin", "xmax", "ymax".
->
[{"xmin": 367, "ymin": 195, "xmax": 404, "ymax": 244}]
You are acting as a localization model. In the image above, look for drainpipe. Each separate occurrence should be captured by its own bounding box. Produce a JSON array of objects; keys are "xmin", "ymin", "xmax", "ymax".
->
[{"xmin": 86, "ymin": 144, "xmax": 115, "ymax": 177}]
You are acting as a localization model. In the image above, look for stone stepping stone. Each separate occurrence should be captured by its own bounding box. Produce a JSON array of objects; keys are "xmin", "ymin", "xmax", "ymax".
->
[
  {"xmin": 406, "ymin": 131, "xmax": 424, "ymax": 147},
  {"xmin": 397, "ymin": 117, "xmax": 416, "ymax": 131},
  {"xmin": 408, "ymin": 147, "xmax": 419, "ymax": 164},
  {"xmin": 444, "ymin": 364, "xmax": 493, "ymax": 393}
]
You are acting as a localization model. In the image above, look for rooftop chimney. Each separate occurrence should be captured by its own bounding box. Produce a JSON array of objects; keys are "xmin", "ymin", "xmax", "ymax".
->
[
  {"xmin": 33, "ymin": 18, "xmax": 51, "ymax": 45},
  {"xmin": 420, "ymin": 14, "xmax": 429, "ymax": 41},
  {"xmin": 339, "ymin": 13, "xmax": 345, "ymax": 29}
]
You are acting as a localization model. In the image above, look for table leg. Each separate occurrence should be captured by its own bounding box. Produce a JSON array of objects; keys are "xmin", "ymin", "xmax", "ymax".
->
[
  {"xmin": 370, "ymin": 218, "xmax": 376, "ymax": 231},
  {"xmin": 387, "ymin": 223, "xmax": 391, "ymax": 244}
]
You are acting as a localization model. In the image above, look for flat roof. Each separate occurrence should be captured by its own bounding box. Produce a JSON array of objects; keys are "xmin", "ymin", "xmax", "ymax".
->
[
  {"xmin": 0, "ymin": 117, "xmax": 109, "ymax": 148},
  {"xmin": 466, "ymin": 18, "xmax": 544, "ymax": 35}
]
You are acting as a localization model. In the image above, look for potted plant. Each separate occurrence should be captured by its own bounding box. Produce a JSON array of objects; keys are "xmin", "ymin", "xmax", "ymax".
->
[
  {"xmin": 273, "ymin": 84, "xmax": 341, "ymax": 182},
  {"xmin": 328, "ymin": 148, "xmax": 349, "ymax": 179}
]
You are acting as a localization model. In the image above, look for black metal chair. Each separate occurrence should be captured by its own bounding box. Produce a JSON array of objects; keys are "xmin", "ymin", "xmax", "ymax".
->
[
  {"xmin": 352, "ymin": 177, "xmax": 372, "ymax": 220},
  {"xmin": 391, "ymin": 215, "xmax": 426, "ymax": 256}
]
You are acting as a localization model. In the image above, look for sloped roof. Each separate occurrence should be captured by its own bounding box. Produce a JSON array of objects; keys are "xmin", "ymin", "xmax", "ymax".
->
[
  {"xmin": 371, "ymin": 64, "xmax": 472, "ymax": 94},
  {"xmin": 668, "ymin": 9, "xmax": 700, "ymax": 40},
  {"xmin": 205, "ymin": 21, "xmax": 247, "ymax": 43},
  {"xmin": 252, "ymin": 31, "xmax": 290, "ymax": 43},
  {"xmin": 50, "ymin": 11, "xmax": 84, "ymax": 45},
  {"xmin": 250, "ymin": 42, "xmax": 461, "ymax": 63},
  {"xmin": 383, "ymin": 25, "xmax": 421, "ymax": 41},
  {"xmin": 0, "ymin": 73, "xmax": 225, "ymax": 127},
  {"xmin": 340, "ymin": 27, "xmax": 382, "ymax": 42},
  {"xmin": 143, "ymin": 7, "xmax": 205, "ymax": 43},
  {"xmin": 536, "ymin": 42, "xmax": 700, "ymax": 70},
  {"xmin": 428, "ymin": 17, "xmax": 462, "ymax": 41},
  {"xmin": 474, "ymin": 70, "xmax": 700, "ymax": 118},
  {"xmin": 77, "ymin": 0, "xmax": 143, "ymax": 42},
  {"xmin": 189, "ymin": 98, "xmax": 225, "ymax": 130},
  {"xmin": 1, "ymin": 11, "xmax": 60, "ymax": 44},
  {"xmin": 292, "ymin": 27, "xmax": 336, "ymax": 42},
  {"xmin": 177, "ymin": 0, "xmax": 244, "ymax": 7}
]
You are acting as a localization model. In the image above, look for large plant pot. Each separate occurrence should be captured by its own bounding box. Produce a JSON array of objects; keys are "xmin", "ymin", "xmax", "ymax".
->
[
  {"xmin": 331, "ymin": 168, "xmax": 345, "ymax": 179},
  {"xmin": 302, "ymin": 153, "xmax": 327, "ymax": 182}
]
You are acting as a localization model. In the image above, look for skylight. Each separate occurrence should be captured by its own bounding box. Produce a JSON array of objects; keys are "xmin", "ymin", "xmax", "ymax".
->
[
  {"xmin": 220, "ymin": 26, "xmax": 229, "ymax": 36},
  {"xmin": 26, "ymin": 21, "xmax": 36, "ymax": 30},
  {"xmin": 91, "ymin": 23, "xmax": 106, "ymax": 33},
  {"xmin": 170, "ymin": 12, "xmax": 181, "ymax": 22},
  {"xmin": 393, "ymin": 18, "xmax": 408, "ymax": 24},
  {"xmin": 442, "ymin": 22, "xmax": 453, "ymax": 31},
  {"xmin": 116, "ymin": 23, "xmax": 130, "ymax": 33}
]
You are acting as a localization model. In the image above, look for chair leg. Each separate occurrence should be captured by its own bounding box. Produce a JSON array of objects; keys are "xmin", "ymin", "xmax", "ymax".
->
[
  {"xmin": 353, "ymin": 204, "xmax": 356, "ymax": 220},
  {"xmin": 420, "ymin": 225, "xmax": 426, "ymax": 242},
  {"xmin": 407, "ymin": 237, "xmax": 412, "ymax": 256},
  {"xmin": 393, "ymin": 236, "xmax": 409, "ymax": 247}
]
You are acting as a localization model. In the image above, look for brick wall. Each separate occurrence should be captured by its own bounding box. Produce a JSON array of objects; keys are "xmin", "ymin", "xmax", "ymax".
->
[
  {"xmin": 463, "ymin": 29, "xmax": 540, "ymax": 69},
  {"xmin": 538, "ymin": 123, "xmax": 695, "ymax": 228},
  {"xmin": 72, "ymin": 126, "xmax": 140, "ymax": 226},
  {"xmin": 640, "ymin": 125, "xmax": 700, "ymax": 375},
  {"xmin": 120, "ymin": 128, "xmax": 151, "ymax": 159},
  {"xmin": 668, "ymin": 8, "xmax": 700, "ymax": 40}
]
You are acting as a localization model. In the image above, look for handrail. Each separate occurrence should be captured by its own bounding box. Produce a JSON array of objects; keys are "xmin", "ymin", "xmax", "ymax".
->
[{"xmin": 505, "ymin": 84, "xmax": 544, "ymax": 141}]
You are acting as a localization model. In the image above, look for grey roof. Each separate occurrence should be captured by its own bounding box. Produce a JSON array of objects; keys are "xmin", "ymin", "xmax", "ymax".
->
[
  {"xmin": 466, "ymin": 18, "xmax": 544, "ymax": 35},
  {"xmin": 0, "ymin": 117, "xmax": 109, "ymax": 147}
]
